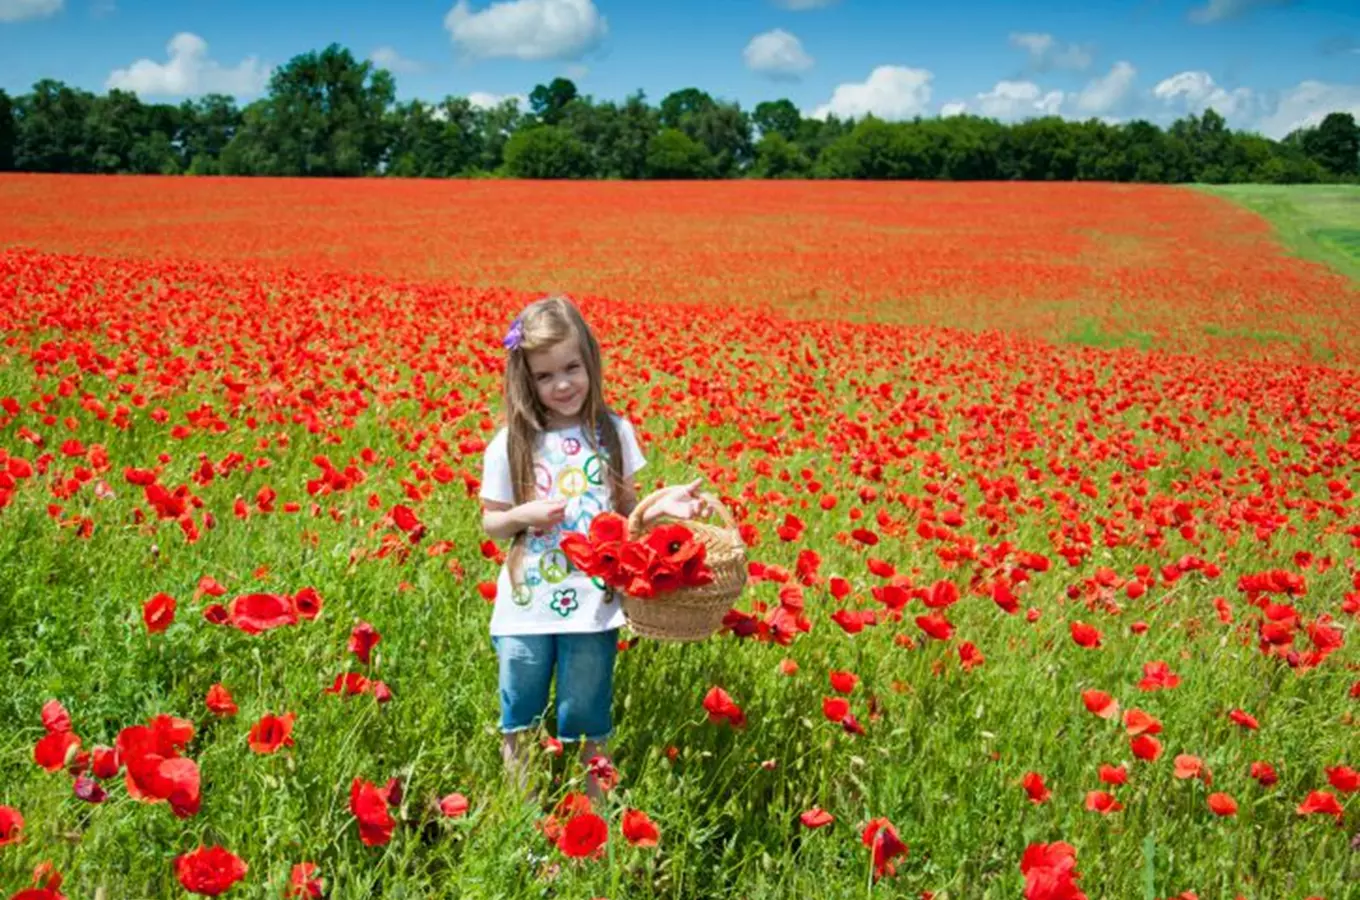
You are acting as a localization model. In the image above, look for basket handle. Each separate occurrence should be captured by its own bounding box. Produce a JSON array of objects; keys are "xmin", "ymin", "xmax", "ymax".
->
[{"xmin": 628, "ymin": 488, "xmax": 740, "ymax": 536}]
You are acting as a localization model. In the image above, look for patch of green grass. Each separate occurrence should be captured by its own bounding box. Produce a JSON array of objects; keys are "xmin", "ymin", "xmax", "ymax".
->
[
  {"xmin": 1199, "ymin": 184, "xmax": 1360, "ymax": 284},
  {"xmin": 1200, "ymin": 324, "xmax": 1301, "ymax": 346},
  {"xmin": 1063, "ymin": 317, "xmax": 1154, "ymax": 351}
]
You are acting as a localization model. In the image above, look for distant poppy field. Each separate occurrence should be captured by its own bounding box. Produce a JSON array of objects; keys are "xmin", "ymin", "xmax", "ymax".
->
[{"xmin": 0, "ymin": 174, "xmax": 1357, "ymax": 899}]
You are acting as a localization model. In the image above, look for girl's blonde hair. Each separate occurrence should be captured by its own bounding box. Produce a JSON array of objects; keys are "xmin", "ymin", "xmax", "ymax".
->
[{"xmin": 501, "ymin": 295, "xmax": 626, "ymax": 584}]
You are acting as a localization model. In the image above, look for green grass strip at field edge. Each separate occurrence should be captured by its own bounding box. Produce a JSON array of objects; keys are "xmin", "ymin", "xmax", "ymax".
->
[{"xmin": 1196, "ymin": 183, "xmax": 1360, "ymax": 286}]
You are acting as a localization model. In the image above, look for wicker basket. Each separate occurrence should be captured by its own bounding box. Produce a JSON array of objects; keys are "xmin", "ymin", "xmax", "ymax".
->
[{"xmin": 619, "ymin": 489, "xmax": 748, "ymax": 641}]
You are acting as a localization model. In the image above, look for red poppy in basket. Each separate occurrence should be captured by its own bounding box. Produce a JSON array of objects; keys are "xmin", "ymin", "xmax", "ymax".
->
[{"xmin": 560, "ymin": 513, "xmax": 713, "ymax": 599}]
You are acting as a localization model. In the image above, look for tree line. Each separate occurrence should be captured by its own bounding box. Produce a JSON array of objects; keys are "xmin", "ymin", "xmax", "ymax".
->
[{"xmin": 1, "ymin": 44, "xmax": 1357, "ymax": 183}]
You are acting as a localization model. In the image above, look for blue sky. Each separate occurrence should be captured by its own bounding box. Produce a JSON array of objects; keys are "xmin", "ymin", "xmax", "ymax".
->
[{"xmin": 1, "ymin": 0, "xmax": 1357, "ymax": 137}]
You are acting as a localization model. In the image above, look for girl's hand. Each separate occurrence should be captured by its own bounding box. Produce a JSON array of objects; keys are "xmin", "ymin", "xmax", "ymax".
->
[
  {"xmin": 643, "ymin": 479, "xmax": 711, "ymax": 524},
  {"xmin": 518, "ymin": 498, "xmax": 568, "ymax": 530}
]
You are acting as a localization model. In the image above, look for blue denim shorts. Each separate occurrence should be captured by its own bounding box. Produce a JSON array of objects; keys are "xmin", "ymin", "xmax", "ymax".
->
[{"xmin": 491, "ymin": 629, "xmax": 618, "ymax": 742}]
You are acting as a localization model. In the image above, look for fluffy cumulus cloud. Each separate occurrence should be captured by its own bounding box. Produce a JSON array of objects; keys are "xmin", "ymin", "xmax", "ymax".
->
[
  {"xmin": 1008, "ymin": 32, "xmax": 1093, "ymax": 72},
  {"xmin": 743, "ymin": 28, "xmax": 813, "ymax": 79},
  {"xmin": 975, "ymin": 80, "xmax": 1065, "ymax": 119},
  {"xmin": 1073, "ymin": 61, "xmax": 1136, "ymax": 115},
  {"xmin": 1255, "ymin": 81, "xmax": 1360, "ymax": 138},
  {"xmin": 1189, "ymin": 0, "xmax": 1290, "ymax": 24},
  {"xmin": 370, "ymin": 46, "xmax": 423, "ymax": 74},
  {"xmin": 811, "ymin": 65, "xmax": 933, "ymax": 120},
  {"xmin": 105, "ymin": 33, "xmax": 270, "ymax": 98},
  {"xmin": 0, "ymin": 0, "xmax": 61, "ymax": 22},
  {"xmin": 466, "ymin": 90, "xmax": 528, "ymax": 110},
  {"xmin": 1153, "ymin": 70, "xmax": 1257, "ymax": 121},
  {"xmin": 445, "ymin": 0, "xmax": 606, "ymax": 61}
]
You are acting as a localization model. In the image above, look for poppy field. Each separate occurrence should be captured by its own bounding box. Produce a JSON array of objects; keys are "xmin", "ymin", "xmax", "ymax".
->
[{"xmin": 0, "ymin": 174, "xmax": 1358, "ymax": 899}]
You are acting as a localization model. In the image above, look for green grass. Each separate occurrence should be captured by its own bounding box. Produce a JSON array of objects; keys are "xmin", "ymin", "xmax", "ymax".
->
[
  {"xmin": 1200, "ymin": 184, "xmax": 1360, "ymax": 284},
  {"xmin": 1062, "ymin": 318, "xmax": 1155, "ymax": 351}
]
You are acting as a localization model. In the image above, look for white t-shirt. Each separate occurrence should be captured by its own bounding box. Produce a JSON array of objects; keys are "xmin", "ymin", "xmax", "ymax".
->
[{"xmin": 480, "ymin": 416, "xmax": 646, "ymax": 636}]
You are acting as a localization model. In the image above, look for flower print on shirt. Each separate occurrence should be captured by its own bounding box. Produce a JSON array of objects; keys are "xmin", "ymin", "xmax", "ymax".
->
[{"xmin": 550, "ymin": 588, "xmax": 579, "ymax": 618}]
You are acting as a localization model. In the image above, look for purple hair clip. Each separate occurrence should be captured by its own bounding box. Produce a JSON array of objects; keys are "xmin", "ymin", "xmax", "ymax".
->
[{"xmin": 501, "ymin": 317, "xmax": 524, "ymax": 351}]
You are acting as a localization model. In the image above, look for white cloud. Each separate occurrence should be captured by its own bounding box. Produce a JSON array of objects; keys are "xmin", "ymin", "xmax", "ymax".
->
[
  {"xmin": 1073, "ymin": 61, "xmax": 1136, "ymax": 115},
  {"xmin": 1189, "ymin": 0, "xmax": 1289, "ymax": 24},
  {"xmin": 940, "ymin": 101, "xmax": 967, "ymax": 117},
  {"xmin": 811, "ymin": 65, "xmax": 933, "ymax": 121},
  {"xmin": 467, "ymin": 90, "xmax": 528, "ymax": 110},
  {"xmin": 105, "ymin": 33, "xmax": 270, "ymax": 98},
  {"xmin": 370, "ymin": 46, "xmax": 423, "ymax": 74},
  {"xmin": 1153, "ymin": 70, "xmax": 1257, "ymax": 121},
  {"xmin": 1008, "ymin": 32, "xmax": 1093, "ymax": 72},
  {"xmin": 1254, "ymin": 81, "xmax": 1360, "ymax": 138},
  {"xmin": 0, "ymin": 0, "xmax": 61, "ymax": 22},
  {"xmin": 972, "ymin": 80, "xmax": 1065, "ymax": 119},
  {"xmin": 445, "ymin": 0, "xmax": 606, "ymax": 61},
  {"xmin": 743, "ymin": 28, "xmax": 813, "ymax": 79},
  {"xmin": 770, "ymin": 0, "xmax": 838, "ymax": 8}
]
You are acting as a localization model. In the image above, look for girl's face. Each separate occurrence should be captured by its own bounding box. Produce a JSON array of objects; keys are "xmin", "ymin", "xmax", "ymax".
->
[{"xmin": 526, "ymin": 338, "xmax": 590, "ymax": 427}]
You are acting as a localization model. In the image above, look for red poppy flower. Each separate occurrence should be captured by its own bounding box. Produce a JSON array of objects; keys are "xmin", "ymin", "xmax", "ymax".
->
[
  {"xmin": 228, "ymin": 593, "xmax": 298, "ymax": 634},
  {"xmin": 348, "ymin": 621, "xmax": 381, "ymax": 664},
  {"xmin": 247, "ymin": 712, "xmax": 296, "ymax": 755},
  {"xmin": 41, "ymin": 700, "xmax": 71, "ymax": 734},
  {"xmin": 143, "ymin": 592, "xmax": 176, "ymax": 633},
  {"xmin": 588, "ymin": 511, "xmax": 627, "ymax": 544},
  {"xmin": 1069, "ymin": 622, "xmax": 1102, "ymax": 649},
  {"xmin": 205, "ymin": 684, "xmax": 238, "ymax": 717},
  {"xmin": 586, "ymin": 755, "xmax": 619, "ymax": 793},
  {"xmin": 915, "ymin": 612, "xmax": 953, "ymax": 641},
  {"xmin": 1325, "ymin": 765, "xmax": 1359, "ymax": 793},
  {"xmin": 1227, "ymin": 709, "xmax": 1259, "ymax": 730},
  {"xmin": 291, "ymin": 587, "xmax": 323, "ymax": 619},
  {"xmin": 702, "ymin": 686, "xmax": 746, "ymax": 728},
  {"xmin": 174, "ymin": 845, "xmax": 248, "ymax": 896},
  {"xmin": 922, "ymin": 580, "xmax": 959, "ymax": 609},
  {"xmin": 861, "ymin": 817, "xmax": 908, "ymax": 879},
  {"xmin": 829, "ymin": 670, "xmax": 858, "ymax": 694},
  {"xmin": 1099, "ymin": 764, "xmax": 1128, "ymax": 786},
  {"xmin": 439, "ymin": 793, "xmax": 469, "ymax": 818},
  {"xmin": 1207, "ymin": 793, "xmax": 1238, "ymax": 817},
  {"xmin": 1130, "ymin": 735, "xmax": 1163, "ymax": 761},
  {"xmin": 1019, "ymin": 841, "xmax": 1084, "ymax": 900},
  {"xmin": 1296, "ymin": 790, "xmax": 1344, "ymax": 822},
  {"xmin": 1173, "ymin": 754, "xmax": 1204, "ymax": 780},
  {"xmin": 33, "ymin": 731, "xmax": 80, "ymax": 773},
  {"xmin": 1123, "ymin": 708, "xmax": 1162, "ymax": 736},
  {"xmin": 822, "ymin": 696, "xmax": 850, "ymax": 723},
  {"xmin": 1084, "ymin": 791, "xmax": 1123, "ymax": 814},
  {"xmin": 557, "ymin": 812, "xmax": 608, "ymax": 859},
  {"xmin": 349, "ymin": 777, "xmax": 396, "ymax": 846},
  {"xmin": 800, "ymin": 807, "xmax": 834, "ymax": 828},
  {"xmin": 1022, "ymin": 772, "xmax": 1051, "ymax": 804},
  {"xmin": 621, "ymin": 808, "xmax": 660, "ymax": 846},
  {"xmin": 560, "ymin": 532, "xmax": 598, "ymax": 573},
  {"xmin": 0, "ymin": 805, "xmax": 22, "ymax": 846},
  {"xmin": 286, "ymin": 863, "xmax": 323, "ymax": 899},
  {"xmin": 1081, "ymin": 690, "xmax": 1118, "ymax": 719},
  {"xmin": 73, "ymin": 774, "xmax": 107, "ymax": 804},
  {"xmin": 1136, "ymin": 660, "xmax": 1180, "ymax": 692},
  {"xmin": 91, "ymin": 746, "xmax": 119, "ymax": 780},
  {"xmin": 1249, "ymin": 761, "xmax": 1279, "ymax": 787}
]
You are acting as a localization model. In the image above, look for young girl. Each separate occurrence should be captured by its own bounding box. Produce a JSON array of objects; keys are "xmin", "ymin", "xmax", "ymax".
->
[{"xmin": 479, "ymin": 295, "xmax": 707, "ymax": 800}]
